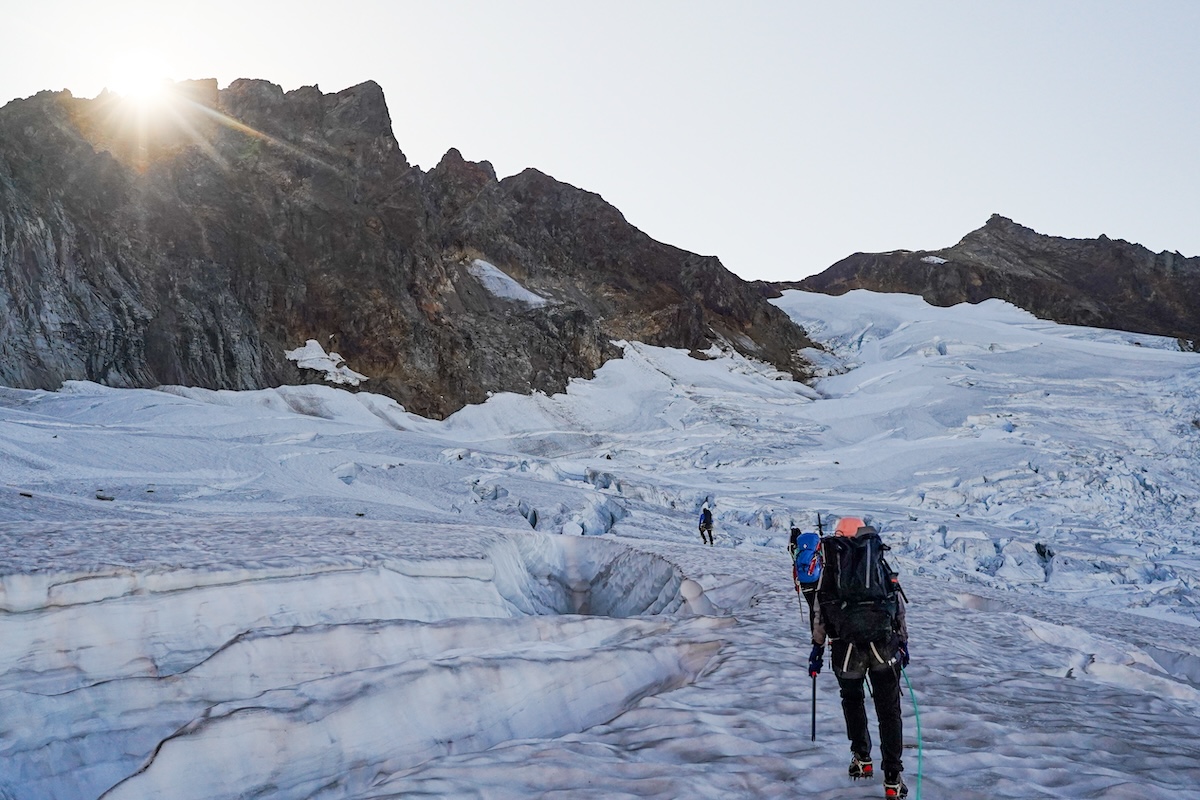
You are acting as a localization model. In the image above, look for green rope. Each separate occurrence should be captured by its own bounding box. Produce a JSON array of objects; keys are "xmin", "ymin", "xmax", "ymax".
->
[{"xmin": 902, "ymin": 667, "xmax": 923, "ymax": 799}]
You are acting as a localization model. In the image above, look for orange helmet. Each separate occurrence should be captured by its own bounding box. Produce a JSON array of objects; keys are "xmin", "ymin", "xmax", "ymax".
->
[{"xmin": 834, "ymin": 516, "xmax": 866, "ymax": 537}]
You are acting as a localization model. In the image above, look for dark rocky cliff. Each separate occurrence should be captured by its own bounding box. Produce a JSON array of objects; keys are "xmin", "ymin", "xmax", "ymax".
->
[
  {"xmin": 0, "ymin": 79, "xmax": 814, "ymax": 417},
  {"xmin": 794, "ymin": 215, "xmax": 1200, "ymax": 348}
]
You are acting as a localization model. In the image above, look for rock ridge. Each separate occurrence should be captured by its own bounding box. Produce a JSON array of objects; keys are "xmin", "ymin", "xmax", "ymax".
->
[
  {"xmin": 795, "ymin": 215, "xmax": 1200, "ymax": 347},
  {"xmin": 0, "ymin": 79, "xmax": 814, "ymax": 416}
]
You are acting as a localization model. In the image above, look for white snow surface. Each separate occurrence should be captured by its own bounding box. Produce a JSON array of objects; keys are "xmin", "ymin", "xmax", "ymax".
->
[
  {"xmin": 467, "ymin": 259, "xmax": 550, "ymax": 307},
  {"xmin": 284, "ymin": 339, "xmax": 369, "ymax": 386},
  {"xmin": 1, "ymin": 289, "xmax": 1199, "ymax": 798}
]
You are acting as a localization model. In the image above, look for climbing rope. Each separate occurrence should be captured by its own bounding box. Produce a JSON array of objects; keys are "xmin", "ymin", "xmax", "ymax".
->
[{"xmin": 902, "ymin": 667, "xmax": 923, "ymax": 799}]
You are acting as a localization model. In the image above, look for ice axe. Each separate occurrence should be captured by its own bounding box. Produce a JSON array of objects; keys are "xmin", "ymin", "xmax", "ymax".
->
[{"xmin": 811, "ymin": 674, "xmax": 817, "ymax": 741}]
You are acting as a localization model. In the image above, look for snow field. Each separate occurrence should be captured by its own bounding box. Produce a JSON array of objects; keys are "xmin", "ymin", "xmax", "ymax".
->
[{"xmin": 2, "ymin": 289, "xmax": 1200, "ymax": 797}]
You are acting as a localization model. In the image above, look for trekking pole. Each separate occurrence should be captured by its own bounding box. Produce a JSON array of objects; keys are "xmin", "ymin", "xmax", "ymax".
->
[{"xmin": 811, "ymin": 674, "xmax": 817, "ymax": 741}]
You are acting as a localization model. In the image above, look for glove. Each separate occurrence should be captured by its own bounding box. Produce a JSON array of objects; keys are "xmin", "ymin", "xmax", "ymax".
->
[
  {"xmin": 897, "ymin": 640, "xmax": 910, "ymax": 669},
  {"xmin": 808, "ymin": 643, "xmax": 824, "ymax": 677}
]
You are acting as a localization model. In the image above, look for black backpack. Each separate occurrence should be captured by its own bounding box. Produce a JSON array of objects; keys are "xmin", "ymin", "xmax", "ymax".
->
[{"xmin": 816, "ymin": 527, "xmax": 903, "ymax": 645}]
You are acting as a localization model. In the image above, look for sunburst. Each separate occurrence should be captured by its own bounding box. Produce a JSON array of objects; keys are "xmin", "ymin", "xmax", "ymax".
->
[
  {"xmin": 105, "ymin": 51, "xmax": 173, "ymax": 106},
  {"xmin": 81, "ymin": 58, "xmax": 342, "ymax": 177}
]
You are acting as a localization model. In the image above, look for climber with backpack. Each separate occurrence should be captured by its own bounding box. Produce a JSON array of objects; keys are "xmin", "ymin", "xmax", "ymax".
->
[
  {"xmin": 698, "ymin": 504, "xmax": 714, "ymax": 546},
  {"xmin": 807, "ymin": 516, "xmax": 910, "ymax": 800},
  {"xmin": 788, "ymin": 514, "xmax": 825, "ymax": 632}
]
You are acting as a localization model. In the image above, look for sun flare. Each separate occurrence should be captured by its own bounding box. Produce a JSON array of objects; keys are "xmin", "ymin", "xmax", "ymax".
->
[{"xmin": 106, "ymin": 52, "xmax": 172, "ymax": 105}]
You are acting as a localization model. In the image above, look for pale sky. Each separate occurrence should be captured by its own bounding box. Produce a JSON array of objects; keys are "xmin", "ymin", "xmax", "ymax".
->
[{"xmin": 2, "ymin": 1, "xmax": 1197, "ymax": 281}]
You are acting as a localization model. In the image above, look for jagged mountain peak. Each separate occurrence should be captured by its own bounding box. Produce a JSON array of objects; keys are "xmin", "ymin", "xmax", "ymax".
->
[{"xmin": 0, "ymin": 78, "xmax": 813, "ymax": 417}]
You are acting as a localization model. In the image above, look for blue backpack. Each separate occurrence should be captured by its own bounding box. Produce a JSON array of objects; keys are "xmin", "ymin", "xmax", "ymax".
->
[{"xmin": 793, "ymin": 531, "xmax": 823, "ymax": 586}]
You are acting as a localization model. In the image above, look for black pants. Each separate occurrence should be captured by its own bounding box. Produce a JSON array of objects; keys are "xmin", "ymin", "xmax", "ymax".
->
[
  {"xmin": 836, "ymin": 663, "xmax": 904, "ymax": 776},
  {"xmin": 799, "ymin": 586, "xmax": 817, "ymax": 635},
  {"xmin": 699, "ymin": 524, "xmax": 713, "ymax": 545}
]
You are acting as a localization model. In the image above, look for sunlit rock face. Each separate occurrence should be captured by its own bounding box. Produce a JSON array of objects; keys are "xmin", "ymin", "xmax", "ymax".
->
[
  {"xmin": 0, "ymin": 80, "xmax": 813, "ymax": 417},
  {"xmin": 796, "ymin": 215, "xmax": 1200, "ymax": 348},
  {"xmin": 0, "ymin": 522, "xmax": 726, "ymax": 800}
]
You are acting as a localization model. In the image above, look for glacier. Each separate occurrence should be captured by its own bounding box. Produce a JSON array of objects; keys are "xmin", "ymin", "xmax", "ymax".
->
[{"xmin": 1, "ymin": 289, "xmax": 1198, "ymax": 798}]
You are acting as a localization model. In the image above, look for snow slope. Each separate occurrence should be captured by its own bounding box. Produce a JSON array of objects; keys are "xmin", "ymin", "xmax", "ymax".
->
[
  {"xmin": 467, "ymin": 259, "xmax": 551, "ymax": 307},
  {"xmin": 1, "ymin": 289, "xmax": 1199, "ymax": 798}
]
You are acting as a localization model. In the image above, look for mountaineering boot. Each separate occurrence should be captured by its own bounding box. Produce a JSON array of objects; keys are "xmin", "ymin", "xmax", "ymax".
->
[
  {"xmin": 883, "ymin": 772, "xmax": 908, "ymax": 798},
  {"xmin": 848, "ymin": 753, "xmax": 873, "ymax": 780}
]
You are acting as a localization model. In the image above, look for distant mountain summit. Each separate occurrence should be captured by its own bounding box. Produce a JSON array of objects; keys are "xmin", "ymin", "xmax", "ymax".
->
[
  {"xmin": 796, "ymin": 215, "xmax": 1200, "ymax": 348},
  {"xmin": 0, "ymin": 79, "xmax": 813, "ymax": 417}
]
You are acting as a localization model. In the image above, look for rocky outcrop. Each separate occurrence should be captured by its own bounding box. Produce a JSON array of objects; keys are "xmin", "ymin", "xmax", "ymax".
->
[
  {"xmin": 0, "ymin": 80, "xmax": 814, "ymax": 417},
  {"xmin": 796, "ymin": 215, "xmax": 1200, "ymax": 347}
]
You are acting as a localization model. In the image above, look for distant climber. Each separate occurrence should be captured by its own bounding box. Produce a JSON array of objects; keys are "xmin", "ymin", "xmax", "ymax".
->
[
  {"xmin": 698, "ymin": 504, "xmax": 714, "ymax": 546},
  {"xmin": 807, "ymin": 516, "xmax": 910, "ymax": 799}
]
